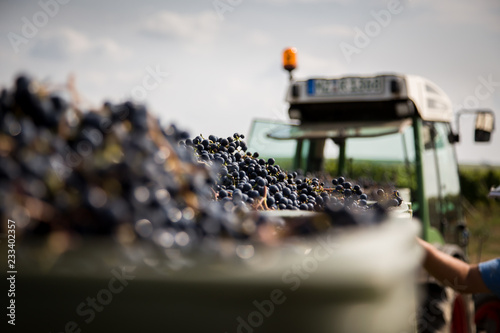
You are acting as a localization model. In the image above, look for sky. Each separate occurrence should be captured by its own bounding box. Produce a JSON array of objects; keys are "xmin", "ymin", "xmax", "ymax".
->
[{"xmin": 0, "ymin": 0, "xmax": 499, "ymax": 165}]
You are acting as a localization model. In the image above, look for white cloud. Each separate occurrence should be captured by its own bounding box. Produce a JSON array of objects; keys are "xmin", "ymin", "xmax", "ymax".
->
[
  {"xmin": 29, "ymin": 28, "xmax": 131, "ymax": 61},
  {"xmin": 247, "ymin": 30, "xmax": 273, "ymax": 46},
  {"xmin": 140, "ymin": 10, "xmax": 220, "ymax": 43},
  {"xmin": 295, "ymin": 52, "xmax": 347, "ymax": 77},
  {"xmin": 92, "ymin": 39, "xmax": 130, "ymax": 59},
  {"xmin": 308, "ymin": 24, "xmax": 354, "ymax": 38},
  {"xmin": 84, "ymin": 69, "xmax": 144, "ymax": 89},
  {"xmin": 410, "ymin": 0, "xmax": 500, "ymax": 32},
  {"xmin": 260, "ymin": 0, "xmax": 349, "ymax": 4},
  {"xmin": 30, "ymin": 29, "xmax": 89, "ymax": 60}
]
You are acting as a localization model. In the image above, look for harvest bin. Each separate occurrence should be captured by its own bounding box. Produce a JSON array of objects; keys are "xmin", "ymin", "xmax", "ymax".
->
[{"xmin": 12, "ymin": 217, "xmax": 422, "ymax": 333}]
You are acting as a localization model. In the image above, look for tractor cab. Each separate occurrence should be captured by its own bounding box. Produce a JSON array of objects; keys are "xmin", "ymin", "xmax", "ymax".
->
[{"xmin": 247, "ymin": 48, "xmax": 495, "ymax": 248}]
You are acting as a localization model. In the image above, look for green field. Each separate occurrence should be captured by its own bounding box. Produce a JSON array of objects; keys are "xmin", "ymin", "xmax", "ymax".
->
[
  {"xmin": 459, "ymin": 165, "xmax": 500, "ymax": 263},
  {"xmin": 466, "ymin": 204, "xmax": 500, "ymax": 263}
]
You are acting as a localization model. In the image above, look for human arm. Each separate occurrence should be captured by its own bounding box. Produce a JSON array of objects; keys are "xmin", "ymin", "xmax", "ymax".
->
[{"xmin": 417, "ymin": 238, "xmax": 491, "ymax": 294}]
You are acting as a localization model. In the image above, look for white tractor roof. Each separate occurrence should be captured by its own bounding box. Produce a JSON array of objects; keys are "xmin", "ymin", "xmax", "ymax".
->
[
  {"xmin": 286, "ymin": 73, "xmax": 453, "ymax": 123},
  {"xmin": 404, "ymin": 74, "xmax": 453, "ymax": 122}
]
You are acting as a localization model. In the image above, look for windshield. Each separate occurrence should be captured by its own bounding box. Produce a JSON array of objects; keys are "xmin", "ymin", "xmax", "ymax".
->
[
  {"xmin": 325, "ymin": 123, "xmax": 416, "ymax": 190},
  {"xmin": 247, "ymin": 119, "xmax": 416, "ymax": 192},
  {"xmin": 345, "ymin": 122, "xmax": 414, "ymax": 162}
]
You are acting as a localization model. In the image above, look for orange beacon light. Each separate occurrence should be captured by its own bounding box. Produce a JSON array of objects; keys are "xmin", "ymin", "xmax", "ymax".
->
[{"xmin": 283, "ymin": 47, "xmax": 297, "ymax": 72}]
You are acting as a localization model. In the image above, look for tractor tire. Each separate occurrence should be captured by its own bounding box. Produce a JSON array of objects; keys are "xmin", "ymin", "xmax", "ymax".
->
[
  {"xmin": 475, "ymin": 293, "xmax": 500, "ymax": 333},
  {"xmin": 417, "ymin": 283, "xmax": 475, "ymax": 333}
]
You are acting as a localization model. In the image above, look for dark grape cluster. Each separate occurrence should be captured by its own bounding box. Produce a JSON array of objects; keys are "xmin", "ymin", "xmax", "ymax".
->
[
  {"xmin": 182, "ymin": 134, "xmax": 331, "ymax": 211},
  {"xmin": 181, "ymin": 135, "xmax": 403, "ymax": 216},
  {"xmin": 330, "ymin": 178, "xmax": 403, "ymax": 209},
  {"xmin": 0, "ymin": 75, "xmax": 404, "ymax": 257}
]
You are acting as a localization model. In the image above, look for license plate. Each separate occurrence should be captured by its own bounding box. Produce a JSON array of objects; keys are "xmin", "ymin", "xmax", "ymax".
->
[{"xmin": 307, "ymin": 77, "xmax": 384, "ymax": 96}]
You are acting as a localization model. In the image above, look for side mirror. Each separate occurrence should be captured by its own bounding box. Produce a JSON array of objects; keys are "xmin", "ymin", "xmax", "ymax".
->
[
  {"xmin": 474, "ymin": 111, "xmax": 495, "ymax": 142},
  {"xmin": 455, "ymin": 109, "xmax": 495, "ymax": 143}
]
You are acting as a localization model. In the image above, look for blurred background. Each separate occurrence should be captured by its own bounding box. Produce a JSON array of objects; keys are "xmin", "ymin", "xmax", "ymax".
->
[{"xmin": 0, "ymin": 0, "xmax": 499, "ymax": 261}]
